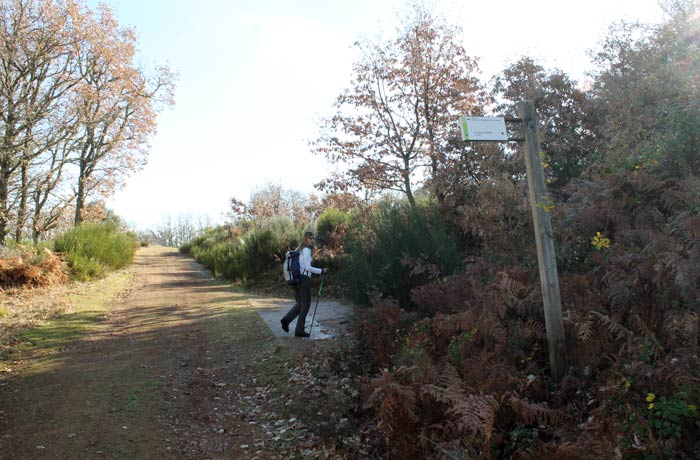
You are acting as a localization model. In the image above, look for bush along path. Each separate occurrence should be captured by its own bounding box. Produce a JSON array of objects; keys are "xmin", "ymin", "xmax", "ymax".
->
[{"xmin": 0, "ymin": 246, "xmax": 359, "ymax": 460}]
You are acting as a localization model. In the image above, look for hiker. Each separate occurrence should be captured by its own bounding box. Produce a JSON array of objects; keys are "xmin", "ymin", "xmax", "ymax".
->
[{"xmin": 281, "ymin": 231, "xmax": 328, "ymax": 337}]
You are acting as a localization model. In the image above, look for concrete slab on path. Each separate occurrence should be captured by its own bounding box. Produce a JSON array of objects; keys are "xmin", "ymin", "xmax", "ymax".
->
[{"xmin": 251, "ymin": 294, "xmax": 353, "ymax": 340}]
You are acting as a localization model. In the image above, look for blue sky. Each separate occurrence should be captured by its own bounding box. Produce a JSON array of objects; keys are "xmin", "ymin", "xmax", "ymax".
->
[{"xmin": 90, "ymin": 0, "xmax": 666, "ymax": 231}]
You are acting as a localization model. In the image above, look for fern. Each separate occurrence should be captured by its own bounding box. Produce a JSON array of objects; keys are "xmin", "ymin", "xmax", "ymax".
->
[
  {"xmin": 632, "ymin": 206, "xmax": 665, "ymax": 230},
  {"xmin": 606, "ymin": 279, "xmax": 634, "ymax": 314},
  {"xmin": 629, "ymin": 312, "xmax": 660, "ymax": 343},
  {"xmin": 663, "ymin": 310, "xmax": 699, "ymax": 346},
  {"xmin": 520, "ymin": 319, "xmax": 546, "ymax": 341},
  {"xmin": 504, "ymin": 393, "xmax": 565, "ymax": 426},
  {"xmin": 591, "ymin": 311, "xmax": 633, "ymax": 340},
  {"xmin": 497, "ymin": 269, "xmax": 533, "ymax": 301},
  {"xmin": 576, "ymin": 319, "xmax": 595, "ymax": 342},
  {"xmin": 420, "ymin": 365, "xmax": 500, "ymax": 451}
]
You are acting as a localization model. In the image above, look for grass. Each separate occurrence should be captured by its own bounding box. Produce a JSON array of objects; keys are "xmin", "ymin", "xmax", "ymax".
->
[
  {"xmin": 19, "ymin": 310, "xmax": 104, "ymax": 350},
  {"xmin": 123, "ymin": 380, "xmax": 164, "ymax": 414},
  {"xmin": 1, "ymin": 271, "xmax": 133, "ymax": 372}
]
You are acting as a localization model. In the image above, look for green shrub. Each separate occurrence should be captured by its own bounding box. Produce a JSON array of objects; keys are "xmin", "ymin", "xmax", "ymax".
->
[
  {"xmin": 241, "ymin": 227, "xmax": 277, "ymax": 278},
  {"xmin": 338, "ymin": 199, "xmax": 461, "ymax": 307},
  {"xmin": 263, "ymin": 215, "xmax": 302, "ymax": 251},
  {"xmin": 316, "ymin": 208, "xmax": 350, "ymax": 249},
  {"xmin": 181, "ymin": 216, "xmax": 302, "ymax": 282},
  {"xmin": 53, "ymin": 223, "xmax": 138, "ymax": 280},
  {"xmin": 179, "ymin": 241, "xmax": 193, "ymax": 255}
]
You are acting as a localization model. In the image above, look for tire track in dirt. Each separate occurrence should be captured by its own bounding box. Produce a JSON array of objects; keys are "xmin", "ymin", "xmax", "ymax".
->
[{"xmin": 0, "ymin": 246, "xmax": 294, "ymax": 460}]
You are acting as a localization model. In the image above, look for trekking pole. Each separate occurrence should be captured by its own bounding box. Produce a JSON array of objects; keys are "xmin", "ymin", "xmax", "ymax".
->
[{"xmin": 309, "ymin": 272, "xmax": 325, "ymax": 335}]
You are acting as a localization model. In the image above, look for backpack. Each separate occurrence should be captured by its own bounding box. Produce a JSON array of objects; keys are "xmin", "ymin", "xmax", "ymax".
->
[{"xmin": 282, "ymin": 249, "xmax": 301, "ymax": 285}]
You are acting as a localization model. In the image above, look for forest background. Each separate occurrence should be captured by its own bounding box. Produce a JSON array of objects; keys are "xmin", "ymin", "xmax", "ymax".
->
[{"xmin": 2, "ymin": 0, "xmax": 700, "ymax": 458}]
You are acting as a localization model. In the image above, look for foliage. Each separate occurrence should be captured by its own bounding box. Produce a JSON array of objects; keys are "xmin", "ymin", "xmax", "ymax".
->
[
  {"xmin": 0, "ymin": 0, "xmax": 175, "ymax": 244},
  {"xmin": 53, "ymin": 222, "xmax": 138, "ymax": 281},
  {"xmin": 588, "ymin": 0, "xmax": 700, "ymax": 179},
  {"xmin": 491, "ymin": 57, "xmax": 598, "ymax": 188},
  {"xmin": 313, "ymin": 4, "xmax": 485, "ymax": 209},
  {"xmin": 71, "ymin": 3, "xmax": 175, "ymax": 225},
  {"xmin": 315, "ymin": 208, "xmax": 350, "ymax": 251},
  {"xmin": 315, "ymin": 4, "xmax": 700, "ymax": 459},
  {"xmin": 337, "ymin": 199, "xmax": 461, "ymax": 306},
  {"xmin": 229, "ymin": 183, "xmax": 317, "ymax": 227},
  {"xmin": 182, "ymin": 216, "xmax": 302, "ymax": 283},
  {"xmin": 341, "ymin": 253, "xmax": 700, "ymax": 458}
]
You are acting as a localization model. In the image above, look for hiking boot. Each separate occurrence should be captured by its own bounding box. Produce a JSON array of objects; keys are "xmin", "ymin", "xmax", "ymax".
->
[
  {"xmin": 280, "ymin": 318, "xmax": 289, "ymax": 333},
  {"xmin": 294, "ymin": 331, "xmax": 310, "ymax": 338}
]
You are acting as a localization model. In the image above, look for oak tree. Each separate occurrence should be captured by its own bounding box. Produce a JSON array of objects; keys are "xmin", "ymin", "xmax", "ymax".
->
[
  {"xmin": 492, "ymin": 57, "xmax": 596, "ymax": 188},
  {"xmin": 314, "ymin": 4, "xmax": 485, "ymax": 210},
  {"xmin": 71, "ymin": 3, "xmax": 174, "ymax": 224},
  {"xmin": 0, "ymin": 0, "xmax": 175, "ymax": 243},
  {"xmin": 230, "ymin": 183, "xmax": 314, "ymax": 225},
  {"xmin": 0, "ymin": 0, "xmax": 83, "ymax": 242}
]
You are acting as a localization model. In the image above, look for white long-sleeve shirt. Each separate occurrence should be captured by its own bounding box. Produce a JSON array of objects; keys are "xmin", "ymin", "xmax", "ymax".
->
[{"xmin": 299, "ymin": 246, "xmax": 322, "ymax": 277}]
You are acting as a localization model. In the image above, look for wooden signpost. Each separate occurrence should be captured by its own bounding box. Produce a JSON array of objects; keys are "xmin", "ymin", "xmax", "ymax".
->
[
  {"xmin": 519, "ymin": 101, "xmax": 567, "ymax": 381},
  {"xmin": 460, "ymin": 101, "xmax": 567, "ymax": 380}
]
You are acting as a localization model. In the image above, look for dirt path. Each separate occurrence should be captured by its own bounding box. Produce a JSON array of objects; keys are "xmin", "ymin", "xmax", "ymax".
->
[{"xmin": 0, "ymin": 246, "xmax": 352, "ymax": 460}]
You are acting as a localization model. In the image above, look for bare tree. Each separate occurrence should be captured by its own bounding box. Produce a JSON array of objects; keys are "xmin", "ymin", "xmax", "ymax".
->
[
  {"xmin": 147, "ymin": 213, "xmax": 211, "ymax": 247},
  {"xmin": 29, "ymin": 141, "xmax": 73, "ymax": 242},
  {"xmin": 230, "ymin": 183, "xmax": 316, "ymax": 226}
]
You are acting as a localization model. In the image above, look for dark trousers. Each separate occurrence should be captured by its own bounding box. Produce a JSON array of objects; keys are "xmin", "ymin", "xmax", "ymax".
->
[{"xmin": 282, "ymin": 275, "xmax": 312, "ymax": 333}]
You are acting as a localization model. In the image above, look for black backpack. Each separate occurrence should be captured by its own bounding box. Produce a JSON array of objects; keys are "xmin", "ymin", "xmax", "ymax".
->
[{"xmin": 282, "ymin": 249, "xmax": 301, "ymax": 285}]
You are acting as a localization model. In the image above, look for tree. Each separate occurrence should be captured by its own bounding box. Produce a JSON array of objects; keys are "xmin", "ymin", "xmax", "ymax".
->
[
  {"xmin": 0, "ymin": 0, "xmax": 83, "ymax": 242},
  {"xmin": 71, "ymin": 4, "xmax": 174, "ymax": 224},
  {"xmin": 0, "ymin": 0, "xmax": 175, "ymax": 244},
  {"xmin": 229, "ymin": 183, "xmax": 316, "ymax": 226},
  {"xmin": 313, "ymin": 4, "xmax": 485, "ymax": 210},
  {"xmin": 492, "ymin": 57, "xmax": 596, "ymax": 188},
  {"xmin": 589, "ymin": 0, "xmax": 700, "ymax": 177},
  {"xmin": 29, "ymin": 141, "xmax": 73, "ymax": 243},
  {"xmin": 147, "ymin": 213, "xmax": 211, "ymax": 247}
]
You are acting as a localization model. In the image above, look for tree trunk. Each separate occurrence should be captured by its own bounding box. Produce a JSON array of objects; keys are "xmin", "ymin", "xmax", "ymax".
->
[
  {"xmin": 15, "ymin": 161, "xmax": 28, "ymax": 243},
  {"xmin": 75, "ymin": 162, "xmax": 87, "ymax": 225},
  {"xmin": 0, "ymin": 161, "xmax": 10, "ymax": 245},
  {"xmin": 32, "ymin": 188, "xmax": 44, "ymax": 245},
  {"xmin": 0, "ymin": 103, "xmax": 18, "ymax": 245},
  {"xmin": 0, "ymin": 133, "xmax": 15, "ymax": 245},
  {"xmin": 32, "ymin": 205, "xmax": 41, "ymax": 245},
  {"xmin": 403, "ymin": 158, "xmax": 417, "ymax": 212}
]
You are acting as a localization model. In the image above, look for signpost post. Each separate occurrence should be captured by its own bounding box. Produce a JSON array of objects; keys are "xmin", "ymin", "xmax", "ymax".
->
[
  {"xmin": 459, "ymin": 103, "xmax": 567, "ymax": 381},
  {"xmin": 518, "ymin": 101, "xmax": 567, "ymax": 381}
]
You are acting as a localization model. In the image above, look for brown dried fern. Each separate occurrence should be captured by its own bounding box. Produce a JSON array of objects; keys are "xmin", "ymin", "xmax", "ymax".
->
[
  {"xmin": 590, "ymin": 311, "xmax": 634, "ymax": 341},
  {"xmin": 503, "ymin": 393, "xmax": 566, "ymax": 426},
  {"xmin": 420, "ymin": 364, "xmax": 499, "ymax": 452}
]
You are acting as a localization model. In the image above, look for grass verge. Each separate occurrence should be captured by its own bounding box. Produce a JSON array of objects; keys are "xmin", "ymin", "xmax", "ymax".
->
[{"xmin": 0, "ymin": 270, "xmax": 134, "ymax": 372}]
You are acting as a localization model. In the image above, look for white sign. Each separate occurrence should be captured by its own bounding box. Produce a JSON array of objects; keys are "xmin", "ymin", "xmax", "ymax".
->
[{"xmin": 459, "ymin": 116, "xmax": 508, "ymax": 141}]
